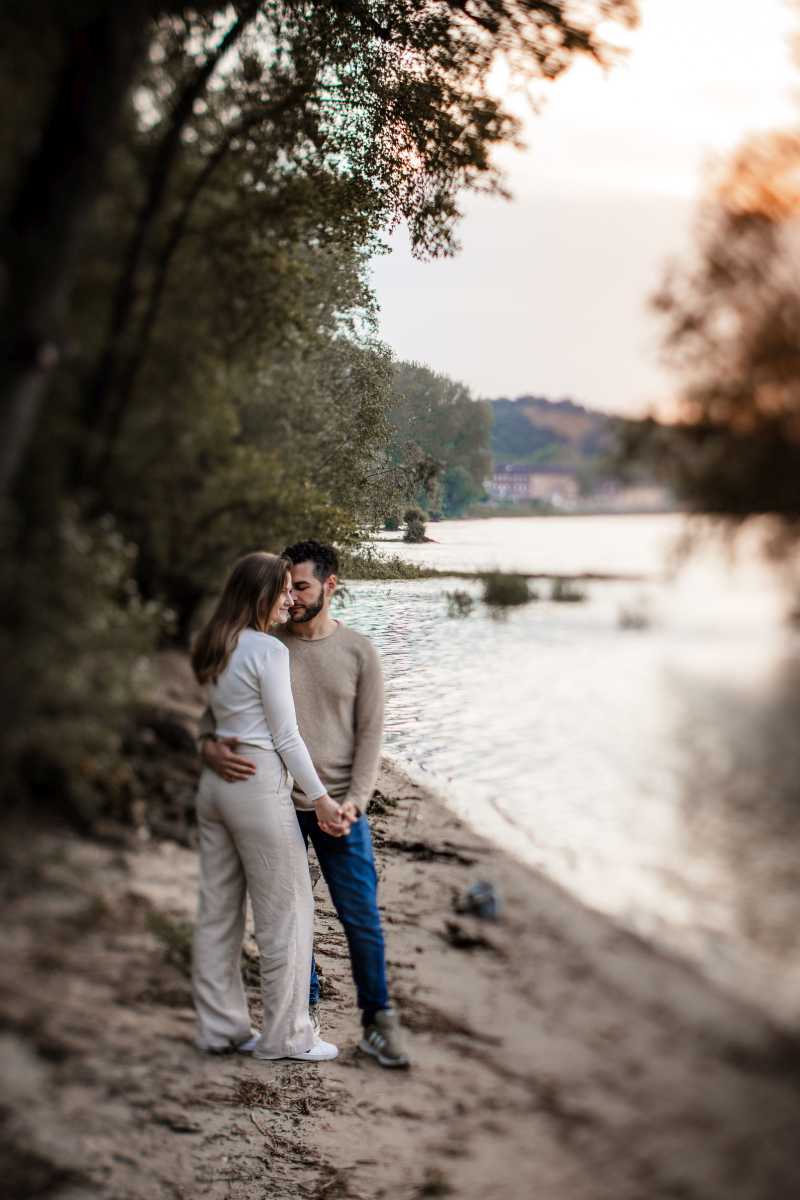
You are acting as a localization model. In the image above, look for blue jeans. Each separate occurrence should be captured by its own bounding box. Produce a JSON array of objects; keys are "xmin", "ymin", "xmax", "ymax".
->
[{"xmin": 296, "ymin": 810, "xmax": 390, "ymax": 1025}]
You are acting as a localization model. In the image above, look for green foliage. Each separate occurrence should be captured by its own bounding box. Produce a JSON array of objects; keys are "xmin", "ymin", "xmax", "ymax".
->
[
  {"xmin": 0, "ymin": 502, "xmax": 165, "ymax": 820},
  {"xmin": 0, "ymin": 0, "xmax": 639, "ymax": 813},
  {"xmin": 443, "ymin": 464, "xmax": 484, "ymax": 516},
  {"xmin": 100, "ymin": 315, "xmax": 394, "ymax": 637},
  {"xmin": 389, "ymin": 361, "xmax": 492, "ymax": 516},
  {"xmin": 146, "ymin": 910, "xmax": 194, "ymax": 976},
  {"xmin": 491, "ymin": 399, "xmax": 567, "ymax": 459},
  {"xmin": 47, "ymin": 64, "xmax": 400, "ymax": 638},
  {"xmin": 467, "ymin": 499, "xmax": 555, "ymax": 518},
  {"xmin": 489, "ymin": 395, "xmax": 619, "ymax": 476},
  {"xmin": 403, "ymin": 506, "xmax": 428, "ymax": 543},
  {"xmin": 337, "ymin": 546, "xmax": 433, "ymax": 580},
  {"xmin": 482, "ymin": 572, "xmax": 533, "ymax": 608}
]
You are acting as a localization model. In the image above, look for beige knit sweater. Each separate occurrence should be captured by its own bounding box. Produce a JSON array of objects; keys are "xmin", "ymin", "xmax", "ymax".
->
[{"xmin": 199, "ymin": 622, "xmax": 384, "ymax": 814}]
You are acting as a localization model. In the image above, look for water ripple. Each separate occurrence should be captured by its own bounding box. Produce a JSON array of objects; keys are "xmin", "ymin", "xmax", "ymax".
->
[{"xmin": 337, "ymin": 516, "xmax": 800, "ymax": 1026}]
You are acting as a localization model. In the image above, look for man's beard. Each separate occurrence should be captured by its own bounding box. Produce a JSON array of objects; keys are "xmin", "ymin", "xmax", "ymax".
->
[{"xmin": 290, "ymin": 594, "xmax": 325, "ymax": 623}]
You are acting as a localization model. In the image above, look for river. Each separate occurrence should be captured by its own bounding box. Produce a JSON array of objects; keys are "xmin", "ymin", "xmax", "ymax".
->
[{"xmin": 335, "ymin": 515, "xmax": 800, "ymax": 1027}]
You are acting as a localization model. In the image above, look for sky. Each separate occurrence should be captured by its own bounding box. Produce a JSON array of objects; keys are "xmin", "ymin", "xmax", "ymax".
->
[{"xmin": 369, "ymin": 0, "xmax": 799, "ymax": 417}]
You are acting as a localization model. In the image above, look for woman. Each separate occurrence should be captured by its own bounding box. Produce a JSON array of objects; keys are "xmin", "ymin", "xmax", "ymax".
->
[{"xmin": 190, "ymin": 551, "xmax": 344, "ymax": 1061}]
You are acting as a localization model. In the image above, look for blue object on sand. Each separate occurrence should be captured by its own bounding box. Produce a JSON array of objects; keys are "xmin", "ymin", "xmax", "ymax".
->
[{"xmin": 458, "ymin": 880, "xmax": 502, "ymax": 920}]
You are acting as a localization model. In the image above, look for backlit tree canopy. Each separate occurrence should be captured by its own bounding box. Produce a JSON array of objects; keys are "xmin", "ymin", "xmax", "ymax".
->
[
  {"xmin": 0, "ymin": 0, "xmax": 637, "ymax": 491},
  {"xmin": 0, "ymin": 0, "xmax": 638, "ymax": 812},
  {"xmin": 625, "ymin": 131, "xmax": 800, "ymax": 545}
]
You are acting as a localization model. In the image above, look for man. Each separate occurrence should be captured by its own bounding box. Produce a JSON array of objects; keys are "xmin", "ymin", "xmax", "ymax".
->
[{"xmin": 199, "ymin": 539, "xmax": 409, "ymax": 1069}]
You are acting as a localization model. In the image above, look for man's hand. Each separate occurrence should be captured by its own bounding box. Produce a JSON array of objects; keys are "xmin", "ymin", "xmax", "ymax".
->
[
  {"xmin": 319, "ymin": 800, "xmax": 359, "ymax": 836},
  {"xmin": 315, "ymin": 793, "xmax": 353, "ymax": 838},
  {"xmin": 201, "ymin": 737, "xmax": 257, "ymax": 782},
  {"xmin": 339, "ymin": 800, "xmax": 360, "ymax": 825}
]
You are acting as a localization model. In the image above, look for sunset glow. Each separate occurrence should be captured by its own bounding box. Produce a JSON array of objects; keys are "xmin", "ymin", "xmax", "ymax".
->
[{"xmin": 372, "ymin": 0, "xmax": 799, "ymax": 415}]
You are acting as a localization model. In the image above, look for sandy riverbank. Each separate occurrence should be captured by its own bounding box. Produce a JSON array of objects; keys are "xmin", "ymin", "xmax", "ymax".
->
[{"xmin": 2, "ymin": 754, "xmax": 800, "ymax": 1200}]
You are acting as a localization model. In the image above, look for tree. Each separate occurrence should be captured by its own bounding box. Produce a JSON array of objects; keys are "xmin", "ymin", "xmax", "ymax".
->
[
  {"xmin": 624, "ymin": 132, "xmax": 800, "ymax": 547},
  {"xmin": 389, "ymin": 360, "xmax": 492, "ymax": 515},
  {"xmin": 443, "ymin": 464, "xmax": 485, "ymax": 515},
  {"xmin": 42, "ymin": 128, "xmax": 395, "ymax": 636},
  {"xmin": 0, "ymin": 0, "xmax": 638, "ymax": 494},
  {"xmin": 0, "ymin": 0, "xmax": 638, "ymax": 814},
  {"xmin": 490, "ymin": 398, "xmax": 567, "ymax": 459},
  {"xmin": 403, "ymin": 507, "xmax": 427, "ymax": 543}
]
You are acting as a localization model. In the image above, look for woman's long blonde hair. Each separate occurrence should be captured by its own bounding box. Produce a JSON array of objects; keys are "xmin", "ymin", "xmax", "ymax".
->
[{"xmin": 191, "ymin": 552, "xmax": 291, "ymax": 685}]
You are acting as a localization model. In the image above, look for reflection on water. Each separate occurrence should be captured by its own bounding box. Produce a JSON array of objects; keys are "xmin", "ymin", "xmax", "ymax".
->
[
  {"xmin": 337, "ymin": 515, "xmax": 800, "ymax": 1026},
  {"xmin": 672, "ymin": 657, "xmax": 800, "ymax": 1015}
]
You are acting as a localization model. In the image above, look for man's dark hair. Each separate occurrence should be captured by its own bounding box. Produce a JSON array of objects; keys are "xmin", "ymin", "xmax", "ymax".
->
[{"xmin": 282, "ymin": 539, "xmax": 339, "ymax": 582}]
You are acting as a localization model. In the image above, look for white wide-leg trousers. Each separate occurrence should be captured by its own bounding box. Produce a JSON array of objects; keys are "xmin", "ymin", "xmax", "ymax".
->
[{"xmin": 191, "ymin": 748, "xmax": 316, "ymax": 1059}]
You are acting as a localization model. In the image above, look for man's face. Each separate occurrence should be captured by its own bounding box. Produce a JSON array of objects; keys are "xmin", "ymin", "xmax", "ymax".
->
[{"xmin": 288, "ymin": 560, "xmax": 332, "ymax": 623}]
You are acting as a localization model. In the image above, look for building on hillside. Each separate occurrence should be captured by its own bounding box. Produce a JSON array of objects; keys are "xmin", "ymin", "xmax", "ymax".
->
[
  {"xmin": 489, "ymin": 464, "xmax": 532, "ymax": 501},
  {"xmin": 488, "ymin": 464, "xmax": 579, "ymax": 508}
]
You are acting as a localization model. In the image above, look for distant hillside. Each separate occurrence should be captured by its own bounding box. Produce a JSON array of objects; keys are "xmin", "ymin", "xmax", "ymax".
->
[{"xmin": 488, "ymin": 395, "xmax": 617, "ymax": 471}]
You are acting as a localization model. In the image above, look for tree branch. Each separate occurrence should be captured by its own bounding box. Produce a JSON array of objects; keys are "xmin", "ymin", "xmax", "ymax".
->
[
  {"xmin": 83, "ymin": 2, "xmax": 263, "ymax": 465},
  {"xmin": 95, "ymin": 85, "xmax": 309, "ymax": 481}
]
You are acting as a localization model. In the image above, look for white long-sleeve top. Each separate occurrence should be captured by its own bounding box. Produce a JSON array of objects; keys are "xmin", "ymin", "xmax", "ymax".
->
[{"xmin": 207, "ymin": 628, "xmax": 326, "ymax": 801}]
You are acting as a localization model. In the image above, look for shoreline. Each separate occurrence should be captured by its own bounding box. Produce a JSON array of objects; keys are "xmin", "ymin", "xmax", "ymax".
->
[
  {"xmin": 3, "ymin": 758, "xmax": 800, "ymax": 1198},
  {"xmin": 346, "ymin": 562, "xmax": 652, "ymax": 584},
  {"xmin": 388, "ymin": 755, "xmax": 800, "ymax": 1039}
]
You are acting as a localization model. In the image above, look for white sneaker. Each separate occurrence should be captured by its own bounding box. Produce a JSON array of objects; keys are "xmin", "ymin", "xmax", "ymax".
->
[
  {"xmin": 236, "ymin": 1035, "xmax": 259, "ymax": 1054},
  {"xmin": 288, "ymin": 1038, "xmax": 338, "ymax": 1062}
]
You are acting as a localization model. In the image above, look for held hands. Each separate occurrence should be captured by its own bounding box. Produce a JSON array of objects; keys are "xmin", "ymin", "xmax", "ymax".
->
[
  {"xmin": 201, "ymin": 738, "xmax": 357, "ymax": 836},
  {"xmin": 315, "ymin": 794, "xmax": 356, "ymax": 837}
]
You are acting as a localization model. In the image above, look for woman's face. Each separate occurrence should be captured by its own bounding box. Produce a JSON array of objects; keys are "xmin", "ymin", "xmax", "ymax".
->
[{"xmin": 268, "ymin": 573, "xmax": 294, "ymax": 627}]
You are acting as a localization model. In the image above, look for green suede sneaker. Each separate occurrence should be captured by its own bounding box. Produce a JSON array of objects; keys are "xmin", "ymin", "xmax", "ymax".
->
[{"xmin": 359, "ymin": 1009, "xmax": 410, "ymax": 1069}]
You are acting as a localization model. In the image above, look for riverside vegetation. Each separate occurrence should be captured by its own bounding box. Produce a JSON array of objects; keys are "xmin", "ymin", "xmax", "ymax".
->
[
  {"xmin": 4, "ymin": 8, "xmax": 800, "ymax": 1194},
  {"xmin": 442, "ymin": 572, "xmax": 588, "ymax": 619},
  {"xmin": 4, "ymin": 3, "xmax": 799, "ymax": 830},
  {"xmin": 1, "ymin": 2, "xmax": 640, "ymax": 824}
]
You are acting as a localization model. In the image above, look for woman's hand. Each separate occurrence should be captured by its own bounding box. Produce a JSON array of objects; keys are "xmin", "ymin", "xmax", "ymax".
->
[{"xmin": 315, "ymin": 793, "xmax": 352, "ymax": 837}]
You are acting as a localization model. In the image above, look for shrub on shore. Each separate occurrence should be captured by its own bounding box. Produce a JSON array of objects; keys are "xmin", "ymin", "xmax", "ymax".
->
[
  {"xmin": 403, "ymin": 507, "xmax": 428, "ymax": 543},
  {"xmin": 337, "ymin": 545, "xmax": 432, "ymax": 580},
  {"xmin": 483, "ymin": 573, "xmax": 534, "ymax": 608},
  {"xmin": 146, "ymin": 910, "xmax": 195, "ymax": 975},
  {"xmin": 0, "ymin": 505, "xmax": 167, "ymax": 828},
  {"xmin": 467, "ymin": 500, "xmax": 556, "ymax": 519},
  {"xmin": 550, "ymin": 578, "xmax": 587, "ymax": 603}
]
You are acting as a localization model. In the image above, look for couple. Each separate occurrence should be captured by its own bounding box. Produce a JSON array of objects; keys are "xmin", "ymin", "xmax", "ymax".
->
[{"xmin": 190, "ymin": 539, "xmax": 408, "ymax": 1067}]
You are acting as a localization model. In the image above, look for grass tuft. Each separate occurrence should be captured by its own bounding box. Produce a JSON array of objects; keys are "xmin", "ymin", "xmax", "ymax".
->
[
  {"xmin": 145, "ymin": 910, "xmax": 194, "ymax": 975},
  {"xmin": 444, "ymin": 589, "xmax": 475, "ymax": 618}
]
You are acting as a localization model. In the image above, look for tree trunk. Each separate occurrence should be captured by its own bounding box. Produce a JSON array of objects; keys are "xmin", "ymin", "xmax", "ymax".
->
[
  {"xmin": 82, "ymin": 1, "xmax": 262, "ymax": 485},
  {"xmin": 95, "ymin": 88, "xmax": 307, "ymax": 482},
  {"xmin": 0, "ymin": 1, "xmax": 154, "ymax": 497}
]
